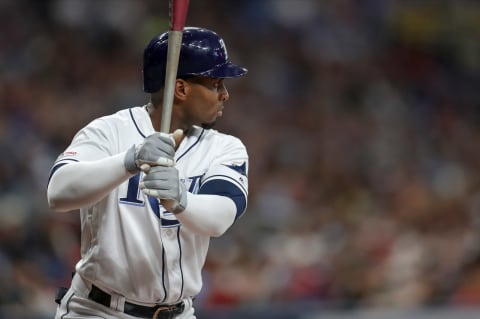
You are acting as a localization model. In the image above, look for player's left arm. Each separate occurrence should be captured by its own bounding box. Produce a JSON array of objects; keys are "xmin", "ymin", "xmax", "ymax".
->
[{"xmin": 141, "ymin": 136, "xmax": 248, "ymax": 237}]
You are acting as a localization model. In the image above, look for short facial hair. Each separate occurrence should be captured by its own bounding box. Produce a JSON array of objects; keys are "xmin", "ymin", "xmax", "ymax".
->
[{"xmin": 201, "ymin": 122, "xmax": 216, "ymax": 129}]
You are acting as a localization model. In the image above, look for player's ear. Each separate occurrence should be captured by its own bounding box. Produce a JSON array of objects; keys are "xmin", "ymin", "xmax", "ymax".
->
[{"xmin": 174, "ymin": 79, "xmax": 188, "ymax": 101}]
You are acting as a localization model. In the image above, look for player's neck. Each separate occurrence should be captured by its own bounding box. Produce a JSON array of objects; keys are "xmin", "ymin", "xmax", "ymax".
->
[{"xmin": 146, "ymin": 102, "xmax": 188, "ymax": 135}]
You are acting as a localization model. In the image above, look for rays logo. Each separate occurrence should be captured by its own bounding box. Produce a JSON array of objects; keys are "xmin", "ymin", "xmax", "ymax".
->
[{"xmin": 223, "ymin": 162, "xmax": 247, "ymax": 176}]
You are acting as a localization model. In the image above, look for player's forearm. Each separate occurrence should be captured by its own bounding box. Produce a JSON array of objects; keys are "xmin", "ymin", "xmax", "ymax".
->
[
  {"xmin": 47, "ymin": 152, "xmax": 132, "ymax": 212},
  {"xmin": 175, "ymin": 193, "xmax": 236, "ymax": 237}
]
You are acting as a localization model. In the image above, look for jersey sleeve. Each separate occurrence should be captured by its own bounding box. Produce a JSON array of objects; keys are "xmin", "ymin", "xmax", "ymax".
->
[
  {"xmin": 199, "ymin": 135, "xmax": 249, "ymax": 220},
  {"xmin": 49, "ymin": 118, "xmax": 115, "ymax": 181}
]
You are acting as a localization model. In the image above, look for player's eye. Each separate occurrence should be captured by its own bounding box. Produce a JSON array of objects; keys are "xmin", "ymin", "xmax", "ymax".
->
[{"xmin": 213, "ymin": 79, "xmax": 224, "ymax": 90}]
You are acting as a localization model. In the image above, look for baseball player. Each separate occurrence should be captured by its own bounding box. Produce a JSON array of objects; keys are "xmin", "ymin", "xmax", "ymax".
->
[{"xmin": 47, "ymin": 27, "xmax": 248, "ymax": 319}]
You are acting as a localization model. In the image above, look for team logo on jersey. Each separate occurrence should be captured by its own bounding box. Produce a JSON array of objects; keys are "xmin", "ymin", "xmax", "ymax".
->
[
  {"xmin": 223, "ymin": 162, "xmax": 247, "ymax": 176},
  {"xmin": 120, "ymin": 174, "xmax": 205, "ymax": 228}
]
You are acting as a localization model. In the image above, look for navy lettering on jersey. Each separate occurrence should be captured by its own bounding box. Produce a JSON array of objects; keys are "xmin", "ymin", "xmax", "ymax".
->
[
  {"xmin": 187, "ymin": 174, "xmax": 203, "ymax": 193},
  {"xmin": 119, "ymin": 174, "xmax": 180, "ymax": 227},
  {"xmin": 119, "ymin": 174, "xmax": 144, "ymax": 206}
]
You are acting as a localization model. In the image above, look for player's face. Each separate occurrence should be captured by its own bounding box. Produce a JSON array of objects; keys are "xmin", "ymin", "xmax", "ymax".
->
[{"xmin": 183, "ymin": 77, "xmax": 229, "ymax": 128}]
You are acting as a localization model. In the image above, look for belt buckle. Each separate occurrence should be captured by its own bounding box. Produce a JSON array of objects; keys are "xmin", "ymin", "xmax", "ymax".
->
[{"xmin": 152, "ymin": 305, "xmax": 171, "ymax": 319}]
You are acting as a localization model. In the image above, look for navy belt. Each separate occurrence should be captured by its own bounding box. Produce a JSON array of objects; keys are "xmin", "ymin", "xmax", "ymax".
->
[{"xmin": 88, "ymin": 285, "xmax": 184, "ymax": 319}]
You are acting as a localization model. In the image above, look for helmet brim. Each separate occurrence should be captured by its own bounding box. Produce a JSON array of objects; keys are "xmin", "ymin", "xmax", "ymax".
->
[{"xmin": 194, "ymin": 62, "xmax": 248, "ymax": 78}]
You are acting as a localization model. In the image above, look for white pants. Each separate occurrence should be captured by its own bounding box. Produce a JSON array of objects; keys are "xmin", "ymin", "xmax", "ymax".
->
[{"xmin": 55, "ymin": 274, "xmax": 195, "ymax": 319}]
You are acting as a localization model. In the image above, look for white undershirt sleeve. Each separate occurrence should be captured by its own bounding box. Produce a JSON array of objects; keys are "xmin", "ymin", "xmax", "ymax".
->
[
  {"xmin": 47, "ymin": 152, "xmax": 133, "ymax": 212},
  {"xmin": 175, "ymin": 193, "xmax": 236, "ymax": 237}
]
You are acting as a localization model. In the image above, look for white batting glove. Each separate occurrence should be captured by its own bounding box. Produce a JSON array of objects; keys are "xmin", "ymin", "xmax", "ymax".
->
[
  {"xmin": 139, "ymin": 166, "xmax": 188, "ymax": 214},
  {"xmin": 124, "ymin": 132, "xmax": 176, "ymax": 173}
]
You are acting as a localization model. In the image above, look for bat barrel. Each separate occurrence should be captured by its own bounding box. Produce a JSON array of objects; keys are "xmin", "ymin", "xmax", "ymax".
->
[
  {"xmin": 160, "ymin": 31, "xmax": 183, "ymax": 133},
  {"xmin": 170, "ymin": 0, "xmax": 189, "ymax": 31},
  {"xmin": 161, "ymin": 0, "xmax": 189, "ymax": 133}
]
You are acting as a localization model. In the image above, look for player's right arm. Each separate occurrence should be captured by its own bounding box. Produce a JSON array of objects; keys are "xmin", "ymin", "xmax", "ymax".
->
[
  {"xmin": 47, "ymin": 153, "xmax": 133, "ymax": 212},
  {"xmin": 47, "ymin": 118, "xmax": 176, "ymax": 212}
]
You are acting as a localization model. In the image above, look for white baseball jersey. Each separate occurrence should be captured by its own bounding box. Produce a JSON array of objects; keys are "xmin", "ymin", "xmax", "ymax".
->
[{"xmin": 50, "ymin": 105, "xmax": 249, "ymax": 305}]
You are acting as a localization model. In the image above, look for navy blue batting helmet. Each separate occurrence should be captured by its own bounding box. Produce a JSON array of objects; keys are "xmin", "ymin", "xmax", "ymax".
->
[{"xmin": 143, "ymin": 27, "xmax": 248, "ymax": 93}]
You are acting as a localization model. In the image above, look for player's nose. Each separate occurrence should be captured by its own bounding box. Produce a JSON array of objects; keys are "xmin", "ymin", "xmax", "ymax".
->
[{"xmin": 219, "ymin": 85, "xmax": 229, "ymax": 102}]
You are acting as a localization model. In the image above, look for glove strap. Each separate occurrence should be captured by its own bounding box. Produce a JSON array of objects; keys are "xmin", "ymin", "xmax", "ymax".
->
[{"xmin": 124, "ymin": 144, "xmax": 139, "ymax": 173}]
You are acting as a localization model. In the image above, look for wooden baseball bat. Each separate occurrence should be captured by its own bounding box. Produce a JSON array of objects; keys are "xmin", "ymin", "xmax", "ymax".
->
[{"xmin": 160, "ymin": 0, "xmax": 190, "ymax": 133}]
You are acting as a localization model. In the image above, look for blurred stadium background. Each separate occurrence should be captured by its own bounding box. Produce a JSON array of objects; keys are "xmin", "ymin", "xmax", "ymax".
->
[{"xmin": 2, "ymin": 0, "xmax": 480, "ymax": 318}]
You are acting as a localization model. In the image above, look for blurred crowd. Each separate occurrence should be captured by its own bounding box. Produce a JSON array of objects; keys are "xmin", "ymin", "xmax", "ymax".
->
[{"xmin": 2, "ymin": 0, "xmax": 480, "ymax": 318}]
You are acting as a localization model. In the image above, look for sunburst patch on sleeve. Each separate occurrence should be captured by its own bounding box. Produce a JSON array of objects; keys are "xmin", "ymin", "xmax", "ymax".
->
[{"xmin": 223, "ymin": 162, "xmax": 247, "ymax": 176}]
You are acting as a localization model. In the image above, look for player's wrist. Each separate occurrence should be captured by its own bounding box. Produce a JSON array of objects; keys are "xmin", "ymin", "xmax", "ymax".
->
[
  {"xmin": 124, "ymin": 144, "xmax": 140, "ymax": 173},
  {"xmin": 170, "ymin": 182, "xmax": 188, "ymax": 214},
  {"xmin": 162, "ymin": 199, "xmax": 187, "ymax": 214}
]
